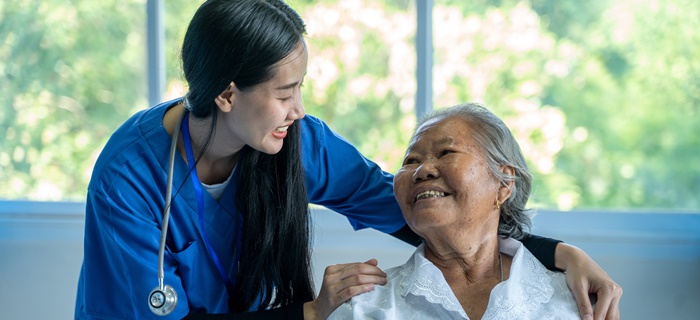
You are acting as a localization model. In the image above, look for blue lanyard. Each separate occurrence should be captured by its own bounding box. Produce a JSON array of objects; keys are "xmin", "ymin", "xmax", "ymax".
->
[{"xmin": 181, "ymin": 113, "xmax": 240, "ymax": 302}]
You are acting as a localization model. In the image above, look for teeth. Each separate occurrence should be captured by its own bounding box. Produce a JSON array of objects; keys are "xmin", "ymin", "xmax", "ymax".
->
[
  {"xmin": 275, "ymin": 126, "xmax": 289, "ymax": 132},
  {"xmin": 416, "ymin": 190, "xmax": 445, "ymax": 201}
]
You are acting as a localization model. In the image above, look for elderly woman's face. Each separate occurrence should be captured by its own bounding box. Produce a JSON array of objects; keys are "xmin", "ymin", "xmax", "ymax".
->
[{"xmin": 394, "ymin": 116, "xmax": 501, "ymax": 236}]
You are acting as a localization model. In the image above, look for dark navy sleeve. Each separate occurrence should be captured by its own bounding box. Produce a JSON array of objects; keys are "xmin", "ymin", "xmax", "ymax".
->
[
  {"xmin": 521, "ymin": 234, "xmax": 563, "ymax": 271},
  {"xmin": 299, "ymin": 115, "xmax": 406, "ymax": 234}
]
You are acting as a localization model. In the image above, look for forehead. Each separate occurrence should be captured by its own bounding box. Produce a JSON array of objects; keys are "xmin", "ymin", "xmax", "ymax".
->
[
  {"xmin": 270, "ymin": 43, "xmax": 307, "ymax": 79},
  {"xmin": 408, "ymin": 116, "xmax": 477, "ymax": 150}
]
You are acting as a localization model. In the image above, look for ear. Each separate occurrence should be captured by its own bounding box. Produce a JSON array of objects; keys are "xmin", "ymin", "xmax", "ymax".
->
[
  {"xmin": 214, "ymin": 82, "xmax": 236, "ymax": 113},
  {"xmin": 497, "ymin": 165, "xmax": 515, "ymax": 202}
]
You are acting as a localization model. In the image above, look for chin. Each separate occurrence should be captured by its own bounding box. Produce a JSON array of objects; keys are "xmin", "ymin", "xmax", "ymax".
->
[{"xmin": 257, "ymin": 141, "xmax": 284, "ymax": 155}]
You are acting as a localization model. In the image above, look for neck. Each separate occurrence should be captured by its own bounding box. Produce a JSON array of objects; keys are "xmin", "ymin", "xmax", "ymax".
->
[
  {"xmin": 424, "ymin": 235, "xmax": 502, "ymax": 284},
  {"xmin": 185, "ymin": 111, "xmax": 243, "ymax": 185},
  {"xmin": 423, "ymin": 235, "xmax": 512, "ymax": 320}
]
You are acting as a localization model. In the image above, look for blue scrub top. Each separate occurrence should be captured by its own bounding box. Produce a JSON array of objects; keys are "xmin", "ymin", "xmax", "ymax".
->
[{"xmin": 75, "ymin": 98, "xmax": 406, "ymax": 319}]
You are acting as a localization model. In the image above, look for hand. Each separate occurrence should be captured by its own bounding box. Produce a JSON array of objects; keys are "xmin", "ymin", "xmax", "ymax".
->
[
  {"xmin": 303, "ymin": 259, "xmax": 387, "ymax": 320},
  {"xmin": 556, "ymin": 243, "xmax": 623, "ymax": 320}
]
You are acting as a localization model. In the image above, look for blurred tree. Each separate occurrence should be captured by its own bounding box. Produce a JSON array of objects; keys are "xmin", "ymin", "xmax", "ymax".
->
[
  {"xmin": 434, "ymin": 0, "xmax": 699, "ymax": 210},
  {"xmin": 2, "ymin": 0, "xmax": 698, "ymax": 211},
  {"xmin": 1, "ymin": 0, "xmax": 147, "ymax": 200},
  {"xmin": 545, "ymin": 0, "xmax": 700, "ymax": 209}
]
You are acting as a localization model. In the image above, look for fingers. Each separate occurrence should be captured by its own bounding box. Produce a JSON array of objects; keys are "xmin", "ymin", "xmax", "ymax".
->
[
  {"xmin": 595, "ymin": 282, "xmax": 623, "ymax": 320},
  {"xmin": 323, "ymin": 259, "xmax": 380, "ymax": 276},
  {"xmin": 323, "ymin": 260, "xmax": 385, "ymax": 289},
  {"xmin": 567, "ymin": 270, "xmax": 623, "ymax": 320},
  {"xmin": 591, "ymin": 283, "xmax": 614, "ymax": 320},
  {"xmin": 606, "ymin": 285, "xmax": 622, "ymax": 320},
  {"xmin": 569, "ymin": 279, "xmax": 594, "ymax": 320},
  {"xmin": 313, "ymin": 259, "xmax": 387, "ymax": 319},
  {"xmin": 322, "ymin": 259, "xmax": 387, "ymax": 285},
  {"xmin": 560, "ymin": 246, "xmax": 622, "ymax": 320}
]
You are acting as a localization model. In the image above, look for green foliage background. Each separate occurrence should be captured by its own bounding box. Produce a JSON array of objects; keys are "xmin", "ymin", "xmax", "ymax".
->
[{"xmin": 1, "ymin": 0, "xmax": 698, "ymax": 210}]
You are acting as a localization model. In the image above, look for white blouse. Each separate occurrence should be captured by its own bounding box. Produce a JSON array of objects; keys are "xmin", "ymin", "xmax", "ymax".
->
[{"xmin": 329, "ymin": 238, "xmax": 580, "ymax": 320}]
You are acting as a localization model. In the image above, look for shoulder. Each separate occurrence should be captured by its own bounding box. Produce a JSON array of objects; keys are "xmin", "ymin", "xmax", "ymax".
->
[
  {"xmin": 299, "ymin": 114, "xmax": 328, "ymax": 134},
  {"xmin": 299, "ymin": 114, "xmax": 353, "ymax": 144},
  {"xmin": 486, "ymin": 238, "xmax": 579, "ymax": 319},
  {"xmin": 88, "ymin": 99, "xmax": 178, "ymax": 194},
  {"xmin": 298, "ymin": 114, "xmax": 357, "ymax": 165}
]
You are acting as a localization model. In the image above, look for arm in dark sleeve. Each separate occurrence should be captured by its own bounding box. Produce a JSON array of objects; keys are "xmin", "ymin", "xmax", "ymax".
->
[
  {"xmin": 183, "ymin": 302, "xmax": 304, "ymax": 320},
  {"xmin": 520, "ymin": 233, "xmax": 564, "ymax": 272}
]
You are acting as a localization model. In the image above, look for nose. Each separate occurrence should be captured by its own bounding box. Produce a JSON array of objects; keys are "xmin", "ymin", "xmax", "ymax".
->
[
  {"xmin": 289, "ymin": 92, "xmax": 305, "ymax": 120},
  {"xmin": 412, "ymin": 159, "xmax": 439, "ymax": 182}
]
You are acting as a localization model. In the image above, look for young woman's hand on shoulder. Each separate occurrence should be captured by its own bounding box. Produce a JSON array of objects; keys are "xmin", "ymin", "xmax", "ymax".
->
[{"xmin": 303, "ymin": 259, "xmax": 387, "ymax": 320}]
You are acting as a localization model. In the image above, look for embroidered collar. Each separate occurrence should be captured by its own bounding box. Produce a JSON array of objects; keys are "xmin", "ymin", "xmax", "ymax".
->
[{"xmin": 398, "ymin": 238, "xmax": 554, "ymax": 319}]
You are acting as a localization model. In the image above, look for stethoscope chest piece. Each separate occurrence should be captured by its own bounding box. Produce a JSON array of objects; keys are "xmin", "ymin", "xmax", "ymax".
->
[{"xmin": 149, "ymin": 284, "xmax": 178, "ymax": 316}]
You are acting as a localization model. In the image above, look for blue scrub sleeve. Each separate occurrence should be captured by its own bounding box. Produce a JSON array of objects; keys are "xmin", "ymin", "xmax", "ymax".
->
[
  {"xmin": 300, "ymin": 116, "xmax": 407, "ymax": 234},
  {"xmin": 80, "ymin": 190, "xmax": 190, "ymax": 319}
]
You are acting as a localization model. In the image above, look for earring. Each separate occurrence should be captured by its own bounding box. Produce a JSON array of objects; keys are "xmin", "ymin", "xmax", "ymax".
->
[{"xmin": 495, "ymin": 199, "xmax": 501, "ymax": 210}]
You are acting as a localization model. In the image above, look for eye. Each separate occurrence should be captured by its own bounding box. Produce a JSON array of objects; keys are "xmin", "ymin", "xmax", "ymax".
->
[
  {"xmin": 402, "ymin": 157, "xmax": 419, "ymax": 165},
  {"xmin": 438, "ymin": 149, "xmax": 454, "ymax": 157}
]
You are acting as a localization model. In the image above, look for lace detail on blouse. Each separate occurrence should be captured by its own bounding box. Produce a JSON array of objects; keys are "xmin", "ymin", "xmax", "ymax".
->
[
  {"xmin": 328, "ymin": 238, "xmax": 579, "ymax": 320},
  {"xmin": 399, "ymin": 251, "xmax": 468, "ymax": 318},
  {"xmin": 482, "ymin": 241, "xmax": 554, "ymax": 320}
]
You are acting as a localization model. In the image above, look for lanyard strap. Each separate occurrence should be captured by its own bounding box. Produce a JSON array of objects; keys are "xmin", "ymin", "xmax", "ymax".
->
[{"xmin": 181, "ymin": 113, "xmax": 237, "ymax": 300}]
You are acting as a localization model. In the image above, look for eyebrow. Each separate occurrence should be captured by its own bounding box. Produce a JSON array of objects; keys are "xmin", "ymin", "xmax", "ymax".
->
[
  {"xmin": 406, "ymin": 136, "xmax": 455, "ymax": 153},
  {"xmin": 432, "ymin": 137, "xmax": 455, "ymax": 146},
  {"xmin": 275, "ymin": 73, "xmax": 307, "ymax": 91},
  {"xmin": 275, "ymin": 81, "xmax": 299, "ymax": 91}
]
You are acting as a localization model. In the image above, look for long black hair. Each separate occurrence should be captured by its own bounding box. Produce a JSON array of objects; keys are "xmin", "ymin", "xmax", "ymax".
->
[{"xmin": 180, "ymin": 0, "xmax": 313, "ymax": 312}]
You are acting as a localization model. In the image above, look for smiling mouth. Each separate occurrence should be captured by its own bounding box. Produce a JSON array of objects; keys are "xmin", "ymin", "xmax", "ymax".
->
[
  {"xmin": 275, "ymin": 126, "xmax": 289, "ymax": 132},
  {"xmin": 415, "ymin": 190, "xmax": 448, "ymax": 202}
]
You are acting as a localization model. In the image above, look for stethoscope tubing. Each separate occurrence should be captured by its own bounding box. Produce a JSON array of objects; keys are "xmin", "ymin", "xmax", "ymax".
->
[{"xmin": 158, "ymin": 107, "xmax": 188, "ymax": 289}]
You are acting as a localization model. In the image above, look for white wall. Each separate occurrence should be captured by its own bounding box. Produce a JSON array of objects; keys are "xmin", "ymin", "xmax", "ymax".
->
[{"xmin": 1, "ymin": 201, "xmax": 699, "ymax": 319}]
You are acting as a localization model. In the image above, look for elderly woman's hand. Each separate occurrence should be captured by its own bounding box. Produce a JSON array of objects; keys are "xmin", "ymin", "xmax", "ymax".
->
[
  {"xmin": 555, "ymin": 243, "xmax": 623, "ymax": 320},
  {"xmin": 303, "ymin": 259, "xmax": 387, "ymax": 320}
]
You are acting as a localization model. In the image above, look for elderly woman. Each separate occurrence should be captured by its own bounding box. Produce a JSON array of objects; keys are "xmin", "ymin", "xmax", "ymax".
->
[{"xmin": 330, "ymin": 103, "xmax": 620, "ymax": 319}]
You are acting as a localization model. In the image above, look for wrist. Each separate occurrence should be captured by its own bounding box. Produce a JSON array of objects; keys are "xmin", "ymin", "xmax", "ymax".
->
[
  {"xmin": 554, "ymin": 242, "xmax": 581, "ymax": 271},
  {"xmin": 303, "ymin": 301, "xmax": 320, "ymax": 320}
]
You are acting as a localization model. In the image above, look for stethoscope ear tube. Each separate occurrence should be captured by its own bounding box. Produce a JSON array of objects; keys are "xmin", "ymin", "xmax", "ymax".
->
[{"xmin": 150, "ymin": 107, "xmax": 188, "ymax": 316}]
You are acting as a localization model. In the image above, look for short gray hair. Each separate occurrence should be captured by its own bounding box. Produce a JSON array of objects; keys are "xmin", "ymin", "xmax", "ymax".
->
[{"xmin": 415, "ymin": 103, "xmax": 533, "ymax": 239}]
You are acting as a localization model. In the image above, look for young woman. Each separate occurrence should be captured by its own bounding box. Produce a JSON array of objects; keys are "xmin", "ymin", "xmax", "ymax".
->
[{"xmin": 75, "ymin": 1, "xmax": 621, "ymax": 319}]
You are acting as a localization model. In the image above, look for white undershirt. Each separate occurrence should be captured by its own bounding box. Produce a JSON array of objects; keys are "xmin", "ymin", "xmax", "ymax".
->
[{"xmin": 201, "ymin": 166, "xmax": 236, "ymax": 201}]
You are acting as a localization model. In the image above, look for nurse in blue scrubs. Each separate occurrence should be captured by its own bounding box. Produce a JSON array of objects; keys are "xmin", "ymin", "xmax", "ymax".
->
[{"xmin": 75, "ymin": 1, "xmax": 621, "ymax": 319}]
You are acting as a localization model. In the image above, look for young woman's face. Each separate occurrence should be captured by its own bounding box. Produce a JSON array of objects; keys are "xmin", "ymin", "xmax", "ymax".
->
[
  {"xmin": 224, "ymin": 42, "xmax": 308, "ymax": 155},
  {"xmin": 393, "ymin": 116, "xmax": 502, "ymax": 239}
]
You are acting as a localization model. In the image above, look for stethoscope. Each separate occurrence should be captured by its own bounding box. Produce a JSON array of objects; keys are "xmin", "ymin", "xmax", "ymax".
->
[
  {"xmin": 148, "ymin": 106, "xmax": 240, "ymax": 316},
  {"xmin": 147, "ymin": 107, "xmax": 185, "ymax": 316}
]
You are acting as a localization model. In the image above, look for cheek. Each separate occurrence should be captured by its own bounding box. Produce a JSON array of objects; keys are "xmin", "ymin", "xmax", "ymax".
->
[{"xmin": 393, "ymin": 172, "xmax": 412, "ymax": 205}]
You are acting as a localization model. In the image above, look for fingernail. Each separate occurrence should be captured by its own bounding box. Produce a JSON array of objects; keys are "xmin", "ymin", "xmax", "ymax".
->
[{"xmin": 583, "ymin": 314, "xmax": 593, "ymax": 320}]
